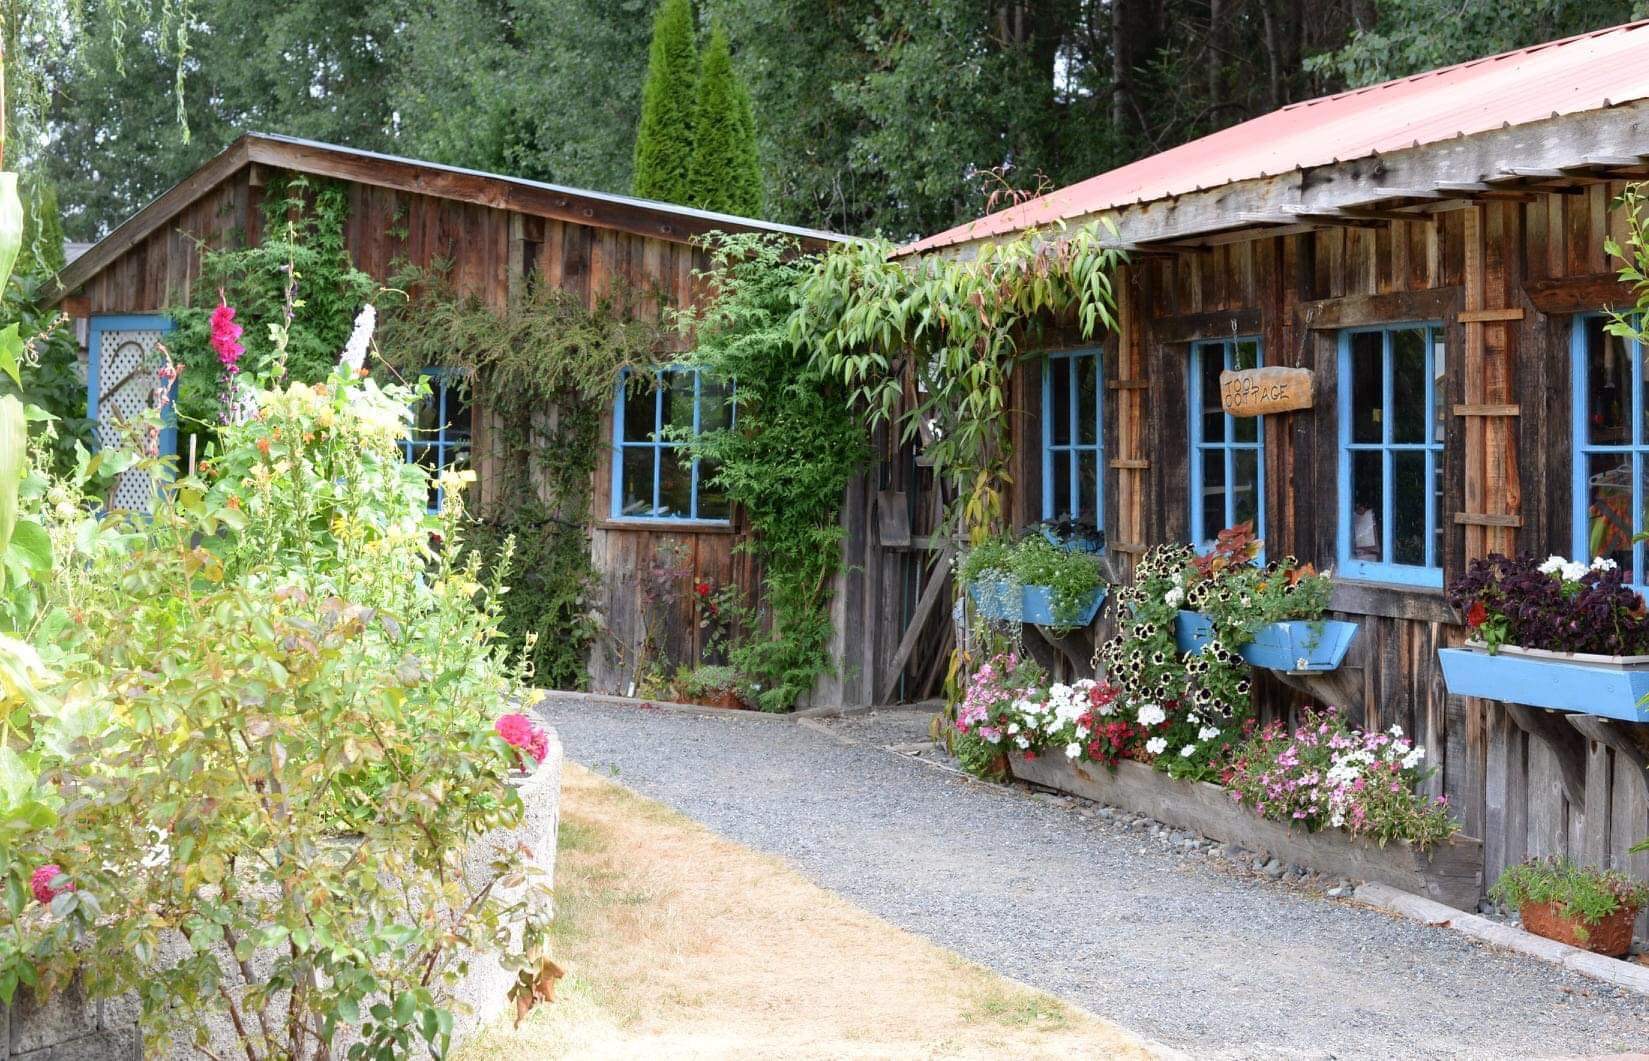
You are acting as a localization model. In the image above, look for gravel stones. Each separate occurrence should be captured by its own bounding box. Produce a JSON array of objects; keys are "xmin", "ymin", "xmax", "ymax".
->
[{"xmin": 540, "ymin": 699, "xmax": 1649, "ymax": 1059}]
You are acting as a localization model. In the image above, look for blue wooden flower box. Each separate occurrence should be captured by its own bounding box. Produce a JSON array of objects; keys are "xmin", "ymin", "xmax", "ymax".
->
[
  {"xmin": 1437, "ymin": 645, "xmax": 1649, "ymax": 724},
  {"xmin": 1174, "ymin": 610, "xmax": 1359, "ymax": 673},
  {"xmin": 969, "ymin": 582, "xmax": 1107, "ymax": 627}
]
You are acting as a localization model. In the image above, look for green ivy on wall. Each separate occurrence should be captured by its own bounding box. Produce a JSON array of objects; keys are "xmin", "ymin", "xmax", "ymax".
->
[
  {"xmin": 168, "ymin": 174, "xmax": 378, "ymax": 444},
  {"xmin": 377, "ymin": 264, "xmax": 670, "ymax": 690},
  {"xmin": 670, "ymin": 233, "xmax": 867, "ymax": 710}
]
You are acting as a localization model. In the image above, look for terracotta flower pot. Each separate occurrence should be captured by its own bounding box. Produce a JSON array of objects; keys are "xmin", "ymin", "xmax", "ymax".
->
[{"xmin": 1519, "ymin": 900, "xmax": 1640, "ymax": 956}]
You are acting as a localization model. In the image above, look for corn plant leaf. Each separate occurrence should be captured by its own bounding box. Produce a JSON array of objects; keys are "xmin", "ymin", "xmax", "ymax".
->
[
  {"xmin": 0, "ymin": 325, "xmax": 21, "ymax": 389},
  {"xmin": 0, "ymin": 173, "xmax": 19, "ymax": 296},
  {"xmin": 0, "ymin": 395, "xmax": 26, "ymax": 556}
]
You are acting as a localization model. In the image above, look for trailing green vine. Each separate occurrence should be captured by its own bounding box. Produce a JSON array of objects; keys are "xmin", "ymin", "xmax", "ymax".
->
[
  {"xmin": 168, "ymin": 173, "xmax": 377, "ymax": 443},
  {"xmin": 791, "ymin": 221, "xmax": 1125, "ymax": 541},
  {"xmin": 672, "ymin": 233, "xmax": 868, "ymax": 711},
  {"xmin": 376, "ymin": 263, "xmax": 671, "ymax": 689}
]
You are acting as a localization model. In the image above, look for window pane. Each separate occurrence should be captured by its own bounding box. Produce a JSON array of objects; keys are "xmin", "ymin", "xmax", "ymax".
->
[
  {"xmin": 1391, "ymin": 329, "xmax": 1428, "ymax": 443},
  {"xmin": 1233, "ymin": 339, "xmax": 1260, "ymax": 372},
  {"xmin": 1431, "ymin": 453, "xmax": 1444, "ymax": 566},
  {"xmin": 445, "ymin": 385, "xmax": 473, "ymax": 437},
  {"xmin": 1049, "ymin": 360, "xmax": 1071, "ymax": 445},
  {"xmin": 1351, "ymin": 450, "xmax": 1383, "ymax": 562},
  {"xmin": 657, "ymin": 448, "xmax": 692, "ymax": 518},
  {"xmin": 1200, "ymin": 347, "xmax": 1225, "ymax": 443},
  {"xmin": 1233, "ymin": 448, "xmax": 1259, "ymax": 533},
  {"xmin": 620, "ymin": 447, "xmax": 655, "ymax": 516},
  {"xmin": 414, "ymin": 394, "xmax": 441, "ymax": 435},
  {"xmin": 1350, "ymin": 332, "xmax": 1384, "ymax": 443},
  {"xmin": 1076, "ymin": 354, "xmax": 1098, "ymax": 445},
  {"xmin": 1432, "ymin": 330, "xmax": 1448, "ymax": 445},
  {"xmin": 1202, "ymin": 448, "xmax": 1226, "ymax": 538},
  {"xmin": 699, "ymin": 377, "xmax": 732, "ymax": 434},
  {"xmin": 1585, "ymin": 317, "xmax": 1631, "ymax": 447},
  {"xmin": 1392, "ymin": 450, "xmax": 1427, "ymax": 565},
  {"xmin": 1050, "ymin": 450, "xmax": 1071, "ymax": 518},
  {"xmin": 697, "ymin": 459, "xmax": 730, "ymax": 520},
  {"xmin": 1585, "ymin": 452, "xmax": 1635, "ymax": 574},
  {"xmin": 663, "ymin": 371, "xmax": 697, "ymax": 432},
  {"xmin": 622, "ymin": 380, "xmax": 657, "ymax": 443},
  {"xmin": 1076, "ymin": 449, "xmax": 1099, "ymax": 524}
]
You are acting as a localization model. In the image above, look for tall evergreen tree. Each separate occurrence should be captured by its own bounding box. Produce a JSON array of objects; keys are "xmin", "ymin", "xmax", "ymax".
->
[
  {"xmin": 632, "ymin": 0, "xmax": 699, "ymax": 204},
  {"xmin": 686, "ymin": 23, "xmax": 763, "ymax": 217}
]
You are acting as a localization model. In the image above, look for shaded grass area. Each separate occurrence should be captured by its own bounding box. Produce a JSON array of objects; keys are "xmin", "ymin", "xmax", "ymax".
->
[{"xmin": 457, "ymin": 762, "xmax": 1154, "ymax": 1060}]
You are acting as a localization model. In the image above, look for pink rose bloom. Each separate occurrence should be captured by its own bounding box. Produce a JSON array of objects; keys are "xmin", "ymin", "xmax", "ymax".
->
[
  {"xmin": 495, "ymin": 713, "xmax": 548, "ymax": 767},
  {"xmin": 31, "ymin": 864, "xmax": 73, "ymax": 905}
]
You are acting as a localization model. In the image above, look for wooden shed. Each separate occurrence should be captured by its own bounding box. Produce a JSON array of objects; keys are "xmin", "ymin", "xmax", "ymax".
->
[
  {"xmin": 50, "ymin": 131, "xmax": 845, "ymax": 694},
  {"xmin": 873, "ymin": 21, "xmax": 1649, "ymax": 908}
]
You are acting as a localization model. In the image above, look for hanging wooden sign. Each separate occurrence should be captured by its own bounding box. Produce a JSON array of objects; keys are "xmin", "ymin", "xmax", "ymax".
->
[{"xmin": 1219, "ymin": 366, "xmax": 1315, "ymax": 417}]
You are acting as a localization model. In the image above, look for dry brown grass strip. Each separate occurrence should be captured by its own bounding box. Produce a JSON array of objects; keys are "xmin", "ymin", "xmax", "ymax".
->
[{"xmin": 457, "ymin": 763, "xmax": 1155, "ymax": 1060}]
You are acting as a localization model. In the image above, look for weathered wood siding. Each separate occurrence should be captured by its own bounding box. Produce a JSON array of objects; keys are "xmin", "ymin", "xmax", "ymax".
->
[
  {"xmin": 999, "ymin": 188, "xmax": 1649, "ymax": 910},
  {"xmin": 73, "ymin": 163, "xmax": 759, "ymax": 694}
]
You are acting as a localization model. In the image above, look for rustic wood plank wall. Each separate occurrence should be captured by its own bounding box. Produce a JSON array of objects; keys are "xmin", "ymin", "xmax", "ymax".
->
[
  {"xmin": 76, "ymin": 162, "xmax": 763, "ymax": 698},
  {"xmin": 999, "ymin": 188, "xmax": 1649, "ymax": 907}
]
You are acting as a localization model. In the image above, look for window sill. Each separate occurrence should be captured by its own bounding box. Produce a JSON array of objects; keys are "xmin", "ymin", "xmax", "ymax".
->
[
  {"xmin": 598, "ymin": 518, "xmax": 737, "ymax": 535},
  {"xmin": 1330, "ymin": 579, "xmax": 1459, "ymax": 625}
]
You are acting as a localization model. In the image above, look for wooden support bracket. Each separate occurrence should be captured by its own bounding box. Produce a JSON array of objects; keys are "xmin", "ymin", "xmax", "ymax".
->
[
  {"xmin": 1453, "ymin": 512, "xmax": 1523, "ymax": 528},
  {"xmin": 1109, "ymin": 458, "xmax": 1150, "ymax": 470},
  {"xmin": 1567, "ymin": 714, "xmax": 1649, "ymax": 803},
  {"xmin": 1107, "ymin": 379, "xmax": 1150, "ymax": 391},
  {"xmin": 1452, "ymin": 403, "xmax": 1521, "ymax": 417},
  {"xmin": 1505, "ymin": 704, "xmax": 1589, "ymax": 813}
]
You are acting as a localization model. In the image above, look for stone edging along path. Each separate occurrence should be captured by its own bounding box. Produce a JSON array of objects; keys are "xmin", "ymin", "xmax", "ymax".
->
[{"xmin": 1355, "ymin": 881, "xmax": 1649, "ymax": 997}]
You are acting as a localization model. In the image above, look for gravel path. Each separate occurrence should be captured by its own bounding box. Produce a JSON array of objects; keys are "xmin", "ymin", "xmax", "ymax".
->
[{"xmin": 538, "ymin": 697, "xmax": 1649, "ymax": 1059}]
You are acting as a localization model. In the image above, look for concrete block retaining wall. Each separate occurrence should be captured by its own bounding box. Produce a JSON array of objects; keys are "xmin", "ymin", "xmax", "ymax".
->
[{"xmin": 3, "ymin": 726, "xmax": 561, "ymax": 1058}]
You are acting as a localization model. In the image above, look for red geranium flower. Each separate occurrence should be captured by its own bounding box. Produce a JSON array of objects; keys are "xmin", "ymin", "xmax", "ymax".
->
[{"xmin": 1465, "ymin": 600, "xmax": 1487, "ymax": 629}]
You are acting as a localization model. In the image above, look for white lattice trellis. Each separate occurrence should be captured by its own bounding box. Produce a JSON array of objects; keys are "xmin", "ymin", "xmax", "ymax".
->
[{"xmin": 93, "ymin": 324, "xmax": 169, "ymax": 511}]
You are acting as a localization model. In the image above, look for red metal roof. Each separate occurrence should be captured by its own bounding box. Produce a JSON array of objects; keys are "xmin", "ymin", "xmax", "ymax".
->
[{"xmin": 903, "ymin": 19, "xmax": 1649, "ymax": 255}]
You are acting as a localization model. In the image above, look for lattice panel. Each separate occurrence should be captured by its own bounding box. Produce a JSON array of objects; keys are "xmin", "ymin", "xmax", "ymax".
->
[{"xmin": 95, "ymin": 328, "xmax": 167, "ymax": 512}]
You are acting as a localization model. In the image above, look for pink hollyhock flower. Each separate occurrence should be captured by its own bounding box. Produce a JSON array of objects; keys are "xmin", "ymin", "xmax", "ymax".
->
[
  {"xmin": 31, "ymin": 864, "xmax": 73, "ymax": 905},
  {"xmin": 210, "ymin": 299, "xmax": 245, "ymax": 370}
]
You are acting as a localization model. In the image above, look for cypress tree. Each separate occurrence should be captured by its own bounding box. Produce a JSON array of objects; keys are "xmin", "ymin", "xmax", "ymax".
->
[
  {"xmin": 686, "ymin": 24, "xmax": 763, "ymax": 217},
  {"xmin": 631, "ymin": 0, "xmax": 699, "ymax": 204}
]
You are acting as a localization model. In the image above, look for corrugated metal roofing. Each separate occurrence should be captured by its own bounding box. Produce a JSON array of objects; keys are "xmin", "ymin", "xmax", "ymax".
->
[{"xmin": 903, "ymin": 19, "xmax": 1649, "ymax": 256}]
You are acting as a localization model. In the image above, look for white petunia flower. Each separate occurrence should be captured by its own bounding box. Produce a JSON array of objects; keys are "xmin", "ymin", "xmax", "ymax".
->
[
  {"xmin": 1065, "ymin": 742, "xmax": 1082, "ymax": 759},
  {"xmin": 1198, "ymin": 725, "xmax": 1220, "ymax": 741},
  {"xmin": 1538, "ymin": 555, "xmax": 1566, "ymax": 575},
  {"xmin": 1560, "ymin": 561, "xmax": 1588, "ymax": 583},
  {"xmin": 1180, "ymin": 744, "xmax": 1197, "ymax": 757},
  {"xmin": 1401, "ymin": 747, "xmax": 1425, "ymax": 769},
  {"xmin": 1008, "ymin": 722, "xmax": 1020, "ymax": 735},
  {"xmin": 1136, "ymin": 703, "xmax": 1166, "ymax": 727},
  {"xmin": 1164, "ymin": 587, "xmax": 1185, "ymax": 607},
  {"xmin": 1145, "ymin": 737, "xmax": 1167, "ymax": 755},
  {"xmin": 1592, "ymin": 556, "xmax": 1619, "ymax": 572}
]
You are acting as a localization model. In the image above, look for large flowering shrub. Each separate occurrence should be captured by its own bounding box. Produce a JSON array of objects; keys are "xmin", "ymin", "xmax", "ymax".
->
[
  {"xmin": 0, "ymin": 320, "xmax": 555, "ymax": 1055},
  {"xmin": 1446, "ymin": 552, "xmax": 1649, "ymax": 656},
  {"xmin": 1224, "ymin": 709, "xmax": 1457, "ymax": 847}
]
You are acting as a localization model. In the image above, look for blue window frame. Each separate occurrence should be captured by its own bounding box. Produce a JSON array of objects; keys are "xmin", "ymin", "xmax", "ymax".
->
[
  {"xmin": 86, "ymin": 313, "xmax": 177, "ymax": 460},
  {"xmin": 611, "ymin": 366, "xmax": 732, "ymax": 522},
  {"xmin": 1573, "ymin": 314, "xmax": 1648, "ymax": 587},
  {"xmin": 1336, "ymin": 323, "xmax": 1446, "ymax": 587},
  {"xmin": 401, "ymin": 373, "xmax": 472, "ymax": 512},
  {"xmin": 1041, "ymin": 347, "xmax": 1104, "ymax": 529},
  {"xmin": 1189, "ymin": 337, "xmax": 1264, "ymax": 550}
]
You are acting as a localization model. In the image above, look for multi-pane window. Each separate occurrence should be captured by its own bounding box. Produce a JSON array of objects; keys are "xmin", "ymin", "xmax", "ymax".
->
[
  {"xmin": 402, "ymin": 374, "xmax": 472, "ymax": 512},
  {"xmin": 1573, "ymin": 315, "xmax": 1649, "ymax": 586},
  {"xmin": 612, "ymin": 367, "xmax": 732, "ymax": 522},
  {"xmin": 1041, "ymin": 347, "xmax": 1103, "ymax": 528},
  {"xmin": 1189, "ymin": 338, "xmax": 1264, "ymax": 549},
  {"xmin": 1337, "ymin": 324, "xmax": 1446, "ymax": 586}
]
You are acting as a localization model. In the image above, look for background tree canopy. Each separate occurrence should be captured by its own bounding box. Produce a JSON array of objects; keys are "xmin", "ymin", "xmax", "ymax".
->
[{"xmin": 29, "ymin": 0, "xmax": 1649, "ymax": 243}]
